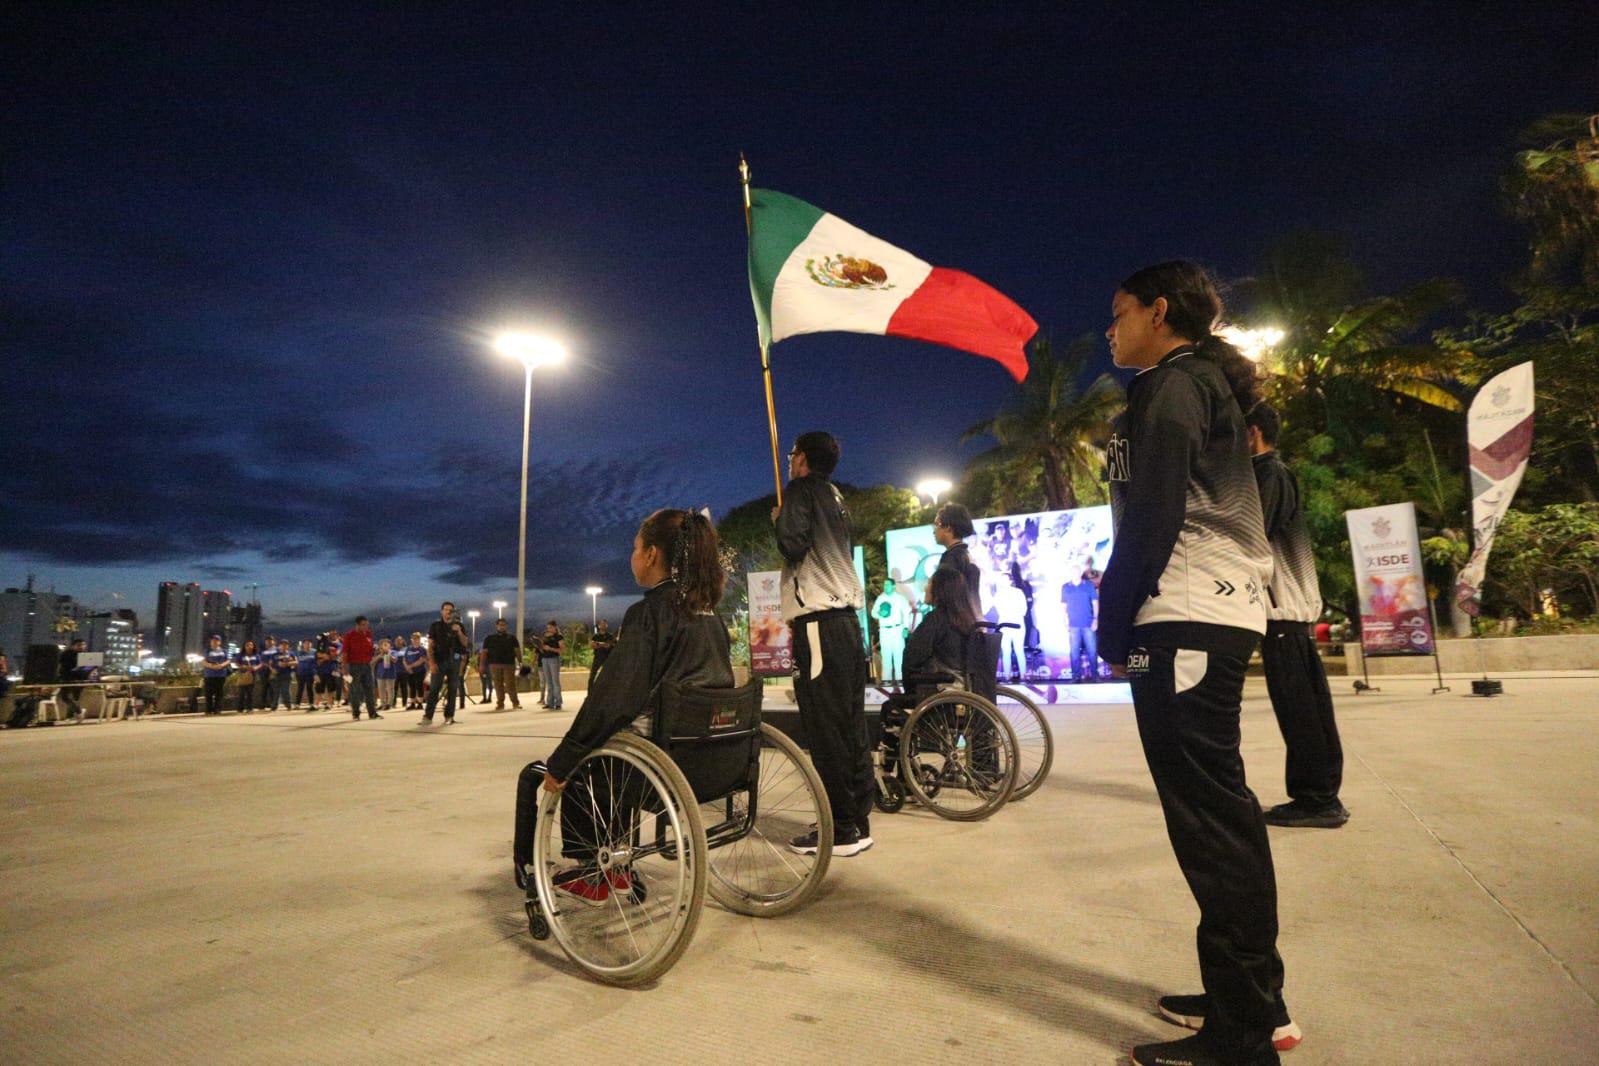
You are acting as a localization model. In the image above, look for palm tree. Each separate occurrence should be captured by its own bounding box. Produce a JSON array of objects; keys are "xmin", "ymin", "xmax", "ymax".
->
[
  {"xmin": 963, "ymin": 335, "xmax": 1124, "ymax": 512},
  {"xmin": 1234, "ymin": 233, "xmax": 1467, "ymax": 426},
  {"xmin": 1505, "ymin": 112, "xmax": 1599, "ymax": 290}
]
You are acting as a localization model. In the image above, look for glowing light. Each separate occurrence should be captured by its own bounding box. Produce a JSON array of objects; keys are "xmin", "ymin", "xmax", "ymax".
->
[
  {"xmin": 493, "ymin": 332, "xmax": 568, "ymax": 368},
  {"xmin": 1218, "ymin": 325, "xmax": 1286, "ymax": 363},
  {"xmin": 914, "ymin": 478, "xmax": 953, "ymax": 505},
  {"xmin": 584, "ymin": 586, "xmax": 603, "ymax": 596}
]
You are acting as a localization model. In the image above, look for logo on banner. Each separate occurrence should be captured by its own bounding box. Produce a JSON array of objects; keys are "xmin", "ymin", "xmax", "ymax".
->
[
  {"xmin": 1372, "ymin": 516, "xmax": 1392, "ymax": 539},
  {"xmin": 1492, "ymin": 386, "xmax": 1511, "ymax": 408}
]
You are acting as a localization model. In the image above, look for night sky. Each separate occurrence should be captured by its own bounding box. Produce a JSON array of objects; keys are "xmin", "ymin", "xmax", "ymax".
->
[{"xmin": 5, "ymin": 4, "xmax": 1596, "ymax": 638}]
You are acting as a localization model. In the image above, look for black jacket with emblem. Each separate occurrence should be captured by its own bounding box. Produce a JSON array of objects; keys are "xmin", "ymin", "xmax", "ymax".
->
[
  {"xmin": 774, "ymin": 472, "xmax": 864, "ymax": 623},
  {"xmin": 1098, "ymin": 345, "xmax": 1273, "ymax": 665},
  {"xmin": 545, "ymin": 579, "xmax": 733, "ymax": 781}
]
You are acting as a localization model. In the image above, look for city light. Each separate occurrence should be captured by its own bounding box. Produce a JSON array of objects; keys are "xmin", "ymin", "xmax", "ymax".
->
[
  {"xmin": 585, "ymin": 586, "xmax": 603, "ymax": 628},
  {"xmin": 1218, "ymin": 325, "xmax": 1287, "ymax": 364},
  {"xmin": 467, "ymin": 609, "xmax": 481, "ymax": 643},
  {"xmin": 914, "ymin": 477, "xmax": 953, "ymax": 505},
  {"xmin": 492, "ymin": 600, "xmax": 507, "ymax": 619}
]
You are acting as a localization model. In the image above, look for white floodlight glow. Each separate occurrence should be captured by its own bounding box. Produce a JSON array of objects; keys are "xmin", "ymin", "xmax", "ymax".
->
[
  {"xmin": 584, "ymin": 586, "xmax": 603, "ymax": 596},
  {"xmin": 1218, "ymin": 325, "xmax": 1287, "ymax": 363},
  {"xmin": 494, "ymin": 331, "xmax": 568, "ymax": 369},
  {"xmin": 915, "ymin": 477, "xmax": 953, "ymax": 504}
]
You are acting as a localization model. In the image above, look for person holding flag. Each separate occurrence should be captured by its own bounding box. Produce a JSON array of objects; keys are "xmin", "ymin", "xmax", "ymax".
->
[{"xmin": 773, "ymin": 431, "xmax": 874, "ymax": 859}]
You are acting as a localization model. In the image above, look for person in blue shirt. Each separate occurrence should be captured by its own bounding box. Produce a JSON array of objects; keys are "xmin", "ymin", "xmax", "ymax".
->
[
  {"xmin": 202, "ymin": 635, "xmax": 231, "ymax": 715},
  {"xmin": 1060, "ymin": 568, "xmax": 1101, "ymax": 682},
  {"xmin": 236, "ymin": 640, "xmax": 262, "ymax": 713},
  {"xmin": 315, "ymin": 638, "xmax": 340, "ymax": 710},
  {"xmin": 272, "ymin": 640, "xmax": 297, "ymax": 710},
  {"xmin": 294, "ymin": 640, "xmax": 318, "ymax": 709},
  {"xmin": 400, "ymin": 632, "xmax": 428, "ymax": 709}
]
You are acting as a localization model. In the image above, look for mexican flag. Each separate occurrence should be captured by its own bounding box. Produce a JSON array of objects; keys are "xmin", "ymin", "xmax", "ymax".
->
[{"xmin": 747, "ymin": 188, "xmax": 1037, "ymax": 381}]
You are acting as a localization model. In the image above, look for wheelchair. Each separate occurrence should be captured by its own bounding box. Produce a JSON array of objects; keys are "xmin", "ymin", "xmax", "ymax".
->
[
  {"xmin": 524, "ymin": 678, "xmax": 832, "ymax": 986},
  {"xmin": 872, "ymin": 626, "xmax": 1022, "ymax": 821}
]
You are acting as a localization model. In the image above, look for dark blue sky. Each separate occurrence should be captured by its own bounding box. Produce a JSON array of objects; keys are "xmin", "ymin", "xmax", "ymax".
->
[{"xmin": 4, "ymin": 3, "xmax": 1595, "ymax": 637}]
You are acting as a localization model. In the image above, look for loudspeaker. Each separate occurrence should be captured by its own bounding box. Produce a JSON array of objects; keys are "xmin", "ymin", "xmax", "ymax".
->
[{"xmin": 24, "ymin": 643, "xmax": 61, "ymax": 685}]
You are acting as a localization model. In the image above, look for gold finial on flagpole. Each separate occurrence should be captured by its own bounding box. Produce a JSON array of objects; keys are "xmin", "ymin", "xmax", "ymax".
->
[{"xmin": 742, "ymin": 153, "xmax": 784, "ymax": 507}]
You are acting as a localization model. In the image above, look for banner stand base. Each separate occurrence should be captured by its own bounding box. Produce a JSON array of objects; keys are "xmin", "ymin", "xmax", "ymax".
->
[{"xmin": 1471, "ymin": 678, "xmax": 1503, "ymax": 697}]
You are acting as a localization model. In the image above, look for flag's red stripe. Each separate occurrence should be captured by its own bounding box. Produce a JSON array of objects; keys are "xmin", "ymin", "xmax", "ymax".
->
[{"xmin": 885, "ymin": 267, "xmax": 1036, "ymax": 381}]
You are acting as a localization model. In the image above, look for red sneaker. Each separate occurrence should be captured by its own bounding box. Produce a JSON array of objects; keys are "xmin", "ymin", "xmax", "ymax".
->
[{"xmin": 552, "ymin": 867, "xmax": 610, "ymax": 904}]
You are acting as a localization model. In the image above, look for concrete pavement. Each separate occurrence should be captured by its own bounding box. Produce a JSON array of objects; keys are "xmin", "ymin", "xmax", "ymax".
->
[{"xmin": 2, "ymin": 677, "xmax": 1596, "ymax": 1063}]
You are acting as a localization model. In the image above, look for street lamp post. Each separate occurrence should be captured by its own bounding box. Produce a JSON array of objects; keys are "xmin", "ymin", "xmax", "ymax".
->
[
  {"xmin": 584, "ymin": 586, "xmax": 603, "ymax": 629},
  {"xmin": 492, "ymin": 600, "xmax": 507, "ymax": 621},
  {"xmin": 493, "ymin": 332, "xmax": 568, "ymax": 653},
  {"xmin": 467, "ymin": 609, "xmax": 480, "ymax": 645}
]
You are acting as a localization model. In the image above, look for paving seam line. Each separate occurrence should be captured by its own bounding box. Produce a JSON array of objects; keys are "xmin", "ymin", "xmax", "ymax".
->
[{"xmin": 1353, "ymin": 749, "xmax": 1599, "ymax": 1010}]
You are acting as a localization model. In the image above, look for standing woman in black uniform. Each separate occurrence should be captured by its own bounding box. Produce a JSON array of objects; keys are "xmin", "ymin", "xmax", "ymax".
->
[{"xmin": 1098, "ymin": 261, "xmax": 1292, "ymax": 1066}]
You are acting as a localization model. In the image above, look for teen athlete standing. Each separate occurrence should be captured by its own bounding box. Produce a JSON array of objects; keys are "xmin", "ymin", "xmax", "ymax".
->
[{"xmin": 1098, "ymin": 260, "xmax": 1295, "ymax": 1066}]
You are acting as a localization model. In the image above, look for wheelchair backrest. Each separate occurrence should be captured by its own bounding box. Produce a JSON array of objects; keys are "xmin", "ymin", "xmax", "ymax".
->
[
  {"xmin": 652, "ymin": 678, "xmax": 764, "ymax": 803},
  {"xmin": 963, "ymin": 629, "xmax": 999, "ymax": 702}
]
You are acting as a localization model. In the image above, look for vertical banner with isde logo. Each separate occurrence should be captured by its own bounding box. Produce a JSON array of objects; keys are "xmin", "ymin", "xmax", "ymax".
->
[
  {"xmin": 1346, "ymin": 502, "xmax": 1435, "ymax": 657},
  {"xmin": 746, "ymin": 570, "xmax": 792, "ymax": 677}
]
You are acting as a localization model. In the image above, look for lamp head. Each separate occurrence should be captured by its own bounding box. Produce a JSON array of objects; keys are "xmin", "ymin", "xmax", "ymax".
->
[
  {"xmin": 494, "ymin": 331, "xmax": 568, "ymax": 369},
  {"xmin": 915, "ymin": 477, "xmax": 953, "ymax": 501},
  {"xmin": 584, "ymin": 586, "xmax": 603, "ymax": 596},
  {"xmin": 492, "ymin": 600, "xmax": 507, "ymax": 610}
]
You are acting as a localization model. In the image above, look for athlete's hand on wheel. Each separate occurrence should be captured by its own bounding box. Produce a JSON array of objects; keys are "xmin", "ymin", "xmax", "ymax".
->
[{"xmin": 542, "ymin": 771, "xmax": 566, "ymax": 794}]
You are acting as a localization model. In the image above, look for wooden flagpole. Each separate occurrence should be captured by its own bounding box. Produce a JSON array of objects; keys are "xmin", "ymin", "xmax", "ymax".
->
[{"xmin": 741, "ymin": 154, "xmax": 784, "ymax": 507}]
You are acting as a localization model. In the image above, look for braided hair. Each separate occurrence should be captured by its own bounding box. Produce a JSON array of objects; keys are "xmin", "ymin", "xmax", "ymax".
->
[{"xmin": 638, "ymin": 508, "xmax": 726, "ymax": 614}]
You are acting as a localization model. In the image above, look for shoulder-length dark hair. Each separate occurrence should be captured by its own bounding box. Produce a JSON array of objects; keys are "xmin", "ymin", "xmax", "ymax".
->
[
  {"xmin": 926, "ymin": 568, "xmax": 978, "ymax": 633},
  {"xmin": 639, "ymin": 508, "xmax": 725, "ymax": 614}
]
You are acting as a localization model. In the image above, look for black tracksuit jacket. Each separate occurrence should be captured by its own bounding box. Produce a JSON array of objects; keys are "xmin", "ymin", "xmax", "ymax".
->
[
  {"xmin": 1099, "ymin": 346, "xmax": 1273, "ymax": 664},
  {"xmin": 545, "ymin": 580, "xmax": 733, "ymax": 781},
  {"xmin": 774, "ymin": 473, "xmax": 863, "ymax": 623}
]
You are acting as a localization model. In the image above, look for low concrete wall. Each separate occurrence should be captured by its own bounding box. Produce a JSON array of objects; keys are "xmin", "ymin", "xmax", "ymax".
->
[{"xmin": 1346, "ymin": 634, "xmax": 1599, "ymax": 675}]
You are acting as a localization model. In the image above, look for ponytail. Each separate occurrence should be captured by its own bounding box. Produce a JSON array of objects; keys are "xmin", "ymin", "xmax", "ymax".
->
[
  {"xmin": 1120, "ymin": 259, "xmax": 1260, "ymax": 413},
  {"xmin": 638, "ymin": 508, "xmax": 726, "ymax": 614},
  {"xmin": 1194, "ymin": 333, "xmax": 1261, "ymax": 414}
]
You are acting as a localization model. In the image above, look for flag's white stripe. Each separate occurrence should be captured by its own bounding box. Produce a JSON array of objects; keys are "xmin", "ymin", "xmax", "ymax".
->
[{"xmin": 770, "ymin": 211, "xmax": 933, "ymax": 343}]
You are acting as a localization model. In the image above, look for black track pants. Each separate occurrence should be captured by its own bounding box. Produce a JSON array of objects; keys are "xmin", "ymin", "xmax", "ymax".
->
[
  {"xmin": 1261, "ymin": 626, "xmax": 1344, "ymax": 809},
  {"xmin": 792, "ymin": 612, "xmax": 873, "ymax": 836},
  {"xmin": 1131, "ymin": 644, "xmax": 1284, "ymax": 1057}
]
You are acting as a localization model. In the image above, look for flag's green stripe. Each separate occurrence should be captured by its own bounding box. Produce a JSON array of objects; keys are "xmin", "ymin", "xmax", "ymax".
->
[{"xmin": 747, "ymin": 188, "xmax": 825, "ymax": 347}]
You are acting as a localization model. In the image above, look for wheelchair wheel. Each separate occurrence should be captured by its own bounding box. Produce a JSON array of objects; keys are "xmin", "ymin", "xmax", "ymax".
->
[
  {"xmin": 898, "ymin": 690, "xmax": 1019, "ymax": 821},
  {"xmin": 532, "ymin": 732, "xmax": 707, "ymax": 986},
  {"xmin": 993, "ymin": 686, "xmax": 1055, "ymax": 801},
  {"xmin": 873, "ymin": 773, "xmax": 906, "ymax": 814},
  {"xmin": 704, "ymin": 723, "xmax": 832, "ymax": 917}
]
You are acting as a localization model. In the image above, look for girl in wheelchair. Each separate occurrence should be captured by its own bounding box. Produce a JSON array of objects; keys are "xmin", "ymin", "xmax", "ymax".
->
[
  {"xmin": 514, "ymin": 508, "xmax": 733, "ymax": 902},
  {"xmin": 878, "ymin": 569, "xmax": 998, "ymax": 768}
]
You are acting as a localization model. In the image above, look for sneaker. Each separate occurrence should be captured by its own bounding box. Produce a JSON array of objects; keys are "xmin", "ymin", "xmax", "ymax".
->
[
  {"xmin": 1131, "ymin": 1032, "xmax": 1279, "ymax": 1066},
  {"xmin": 515, "ymin": 861, "xmax": 530, "ymax": 891},
  {"xmin": 420, "ymin": 715, "xmax": 434, "ymax": 725},
  {"xmin": 1158, "ymin": 994, "xmax": 1301, "ymax": 1051},
  {"xmin": 1262, "ymin": 800, "xmax": 1349, "ymax": 829},
  {"xmin": 552, "ymin": 866, "xmax": 610, "ymax": 905},
  {"xmin": 444, "ymin": 717, "xmax": 455, "ymax": 725},
  {"xmin": 787, "ymin": 825, "xmax": 874, "ymax": 857},
  {"xmin": 351, "ymin": 713, "xmax": 361, "ymax": 720},
  {"xmin": 368, "ymin": 713, "xmax": 383, "ymax": 720}
]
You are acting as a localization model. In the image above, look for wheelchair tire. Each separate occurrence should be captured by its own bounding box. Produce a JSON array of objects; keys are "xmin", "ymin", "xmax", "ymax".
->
[
  {"xmin": 706, "ymin": 723, "xmax": 832, "ymax": 918},
  {"xmin": 532, "ymin": 732, "xmax": 707, "ymax": 986},
  {"xmin": 898, "ymin": 690, "xmax": 1019, "ymax": 821},
  {"xmin": 993, "ymin": 686, "xmax": 1055, "ymax": 801},
  {"xmin": 873, "ymin": 774, "xmax": 906, "ymax": 814},
  {"xmin": 526, "ymin": 901, "xmax": 550, "ymax": 940}
]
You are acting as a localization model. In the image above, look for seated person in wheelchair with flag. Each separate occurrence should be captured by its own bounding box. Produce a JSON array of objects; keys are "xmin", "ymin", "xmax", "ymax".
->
[
  {"xmin": 514, "ymin": 508, "xmax": 732, "ymax": 900},
  {"xmin": 875, "ymin": 568, "xmax": 1017, "ymax": 819}
]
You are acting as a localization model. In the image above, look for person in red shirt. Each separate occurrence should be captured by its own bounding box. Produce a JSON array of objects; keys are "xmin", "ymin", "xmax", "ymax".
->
[{"xmin": 341, "ymin": 615, "xmax": 380, "ymax": 720}]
